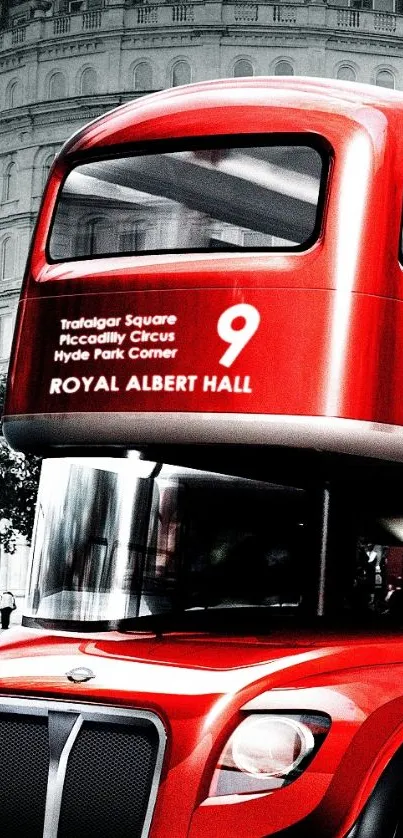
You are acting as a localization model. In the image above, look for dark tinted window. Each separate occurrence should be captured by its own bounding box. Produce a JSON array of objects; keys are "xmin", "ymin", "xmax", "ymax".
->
[{"xmin": 49, "ymin": 142, "xmax": 325, "ymax": 260}]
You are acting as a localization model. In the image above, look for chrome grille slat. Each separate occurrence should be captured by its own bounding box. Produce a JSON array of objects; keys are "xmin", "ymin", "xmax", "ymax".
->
[{"xmin": 43, "ymin": 712, "xmax": 83, "ymax": 838}]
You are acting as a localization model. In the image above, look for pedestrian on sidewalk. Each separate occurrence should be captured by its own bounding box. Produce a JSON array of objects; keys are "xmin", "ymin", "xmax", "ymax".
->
[{"xmin": 0, "ymin": 591, "xmax": 16, "ymax": 629}]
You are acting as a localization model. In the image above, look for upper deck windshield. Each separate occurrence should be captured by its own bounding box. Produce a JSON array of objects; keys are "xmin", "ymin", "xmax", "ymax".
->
[
  {"xmin": 48, "ymin": 140, "xmax": 325, "ymax": 260},
  {"xmin": 25, "ymin": 454, "xmax": 403, "ymax": 632}
]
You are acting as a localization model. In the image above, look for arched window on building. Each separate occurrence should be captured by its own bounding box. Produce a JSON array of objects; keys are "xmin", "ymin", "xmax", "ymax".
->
[
  {"xmin": 48, "ymin": 72, "xmax": 66, "ymax": 100},
  {"xmin": 80, "ymin": 67, "xmax": 97, "ymax": 96},
  {"xmin": 171, "ymin": 60, "xmax": 191, "ymax": 88},
  {"xmin": 134, "ymin": 62, "xmax": 153, "ymax": 92},
  {"xmin": 337, "ymin": 65, "xmax": 357, "ymax": 82},
  {"xmin": 42, "ymin": 153, "xmax": 55, "ymax": 191},
  {"xmin": 3, "ymin": 162, "xmax": 17, "ymax": 202},
  {"xmin": 0, "ymin": 237, "xmax": 14, "ymax": 280},
  {"xmin": 376, "ymin": 69, "xmax": 395, "ymax": 89},
  {"xmin": 76, "ymin": 217, "xmax": 108, "ymax": 257},
  {"xmin": 5, "ymin": 79, "xmax": 23, "ymax": 109},
  {"xmin": 119, "ymin": 222, "xmax": 147, "ymax": 253},
  {"xmin": 233, "ymin": 59, "xmax": 254, "ymax": 78},
  {"xmin": 274, "ymin": 60, "xmax": 294, "ymax": 76}
]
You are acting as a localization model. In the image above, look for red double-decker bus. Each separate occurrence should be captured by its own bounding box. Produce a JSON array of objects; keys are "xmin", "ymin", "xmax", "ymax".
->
[{"xmin": 4, "ymin": 77, "xmax": 403, "ymax": 838}]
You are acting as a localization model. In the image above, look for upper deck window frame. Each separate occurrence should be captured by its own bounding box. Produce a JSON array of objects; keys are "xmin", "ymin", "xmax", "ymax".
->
[{"xmin": 46, "ymin": 133, "xmax": 332, "ymax": 265}]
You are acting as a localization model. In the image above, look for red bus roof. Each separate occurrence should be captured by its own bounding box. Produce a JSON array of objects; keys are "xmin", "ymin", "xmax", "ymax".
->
[{"xmin": 62, "ymin": 76, "xmax": 403, "ymax": 157}]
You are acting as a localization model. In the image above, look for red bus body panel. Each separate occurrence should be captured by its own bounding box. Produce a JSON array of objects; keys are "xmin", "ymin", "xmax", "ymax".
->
[
  {"xmin": 2, "ymin": 626, "xmax": 403, "ymax": 837},
  {"xmin": 5, "ymin": 78, "xmax": 403, "ymax": 456}
]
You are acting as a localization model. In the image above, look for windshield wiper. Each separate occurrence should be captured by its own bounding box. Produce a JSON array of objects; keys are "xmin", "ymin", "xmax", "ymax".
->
[{"xmin": 117, "ymin": 605, "xmax": 279, "ymax": 635}]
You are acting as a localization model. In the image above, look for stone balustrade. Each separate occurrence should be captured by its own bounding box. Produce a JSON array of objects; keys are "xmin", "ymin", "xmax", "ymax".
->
[{"xmin": 0, "ymin": 1, "xmax": 403, "ymax": 52}]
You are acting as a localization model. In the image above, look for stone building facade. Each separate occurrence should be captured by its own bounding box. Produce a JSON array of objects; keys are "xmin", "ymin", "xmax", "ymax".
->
[{"xmin": 1, "ymin": 0, "xmax": 403, "ymax": 598}]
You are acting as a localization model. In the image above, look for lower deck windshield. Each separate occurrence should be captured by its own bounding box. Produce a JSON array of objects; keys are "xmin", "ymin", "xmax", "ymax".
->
[{"xmin": 25, "ymin": 455, "xmax": 403, "ymax": 631}]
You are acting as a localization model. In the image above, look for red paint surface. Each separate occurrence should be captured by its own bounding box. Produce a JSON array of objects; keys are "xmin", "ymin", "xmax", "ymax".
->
[
  {"xmin": 2, "ymin": 627, "xmax": 403, "ymax": 836},
  {"xmin": 6, "ymin": 78, "xmax": 403, "ymax": 430},
  {"xmin": 8, "ymin": 289, "xmax": 403, "ymax": 424}
]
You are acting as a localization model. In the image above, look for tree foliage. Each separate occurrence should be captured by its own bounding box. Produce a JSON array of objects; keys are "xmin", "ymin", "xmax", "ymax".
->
[{"xmin": 0, "ymin": 374, "xmax": 41, "ymax": 553}]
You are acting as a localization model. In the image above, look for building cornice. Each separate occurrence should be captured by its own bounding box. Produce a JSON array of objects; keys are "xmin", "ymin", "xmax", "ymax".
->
[
  {"xmin": 0, "ymin": 92, "xmax": 140, "ymax": 129},
  {"xmin": 0, "ymin": 2, "xmax": 402, "ymax": 62}
]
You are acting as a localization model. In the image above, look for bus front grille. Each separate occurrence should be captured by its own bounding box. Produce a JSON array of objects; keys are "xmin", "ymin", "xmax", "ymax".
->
[{"xmin": 0, "ymin": 698, "xmax": 166, "ymax": 838}]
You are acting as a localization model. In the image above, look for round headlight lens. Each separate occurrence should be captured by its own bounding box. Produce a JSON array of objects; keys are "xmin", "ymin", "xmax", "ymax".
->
[{"xmin": 230, "ymin": 714, "xmax": 316, "ymax": 778}]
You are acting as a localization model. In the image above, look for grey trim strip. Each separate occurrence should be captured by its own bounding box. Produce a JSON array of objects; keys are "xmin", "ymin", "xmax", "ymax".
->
[
  {"xmin": 0, "ymin": 696, "xmax": 166, "ymax": 838},
  {"xmin": 317, "ymin": 486, "xmax": 330, "ymax": 617},
  {"xmin": 6, "ymin": 412, "xmax": 403, "ymax": 461}
]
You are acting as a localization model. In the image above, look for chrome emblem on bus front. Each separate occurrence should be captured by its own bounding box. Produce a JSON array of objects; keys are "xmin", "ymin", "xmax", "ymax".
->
[{"xmin": 66, "ymin": 667, "xmax": 95, "ymax": 683}]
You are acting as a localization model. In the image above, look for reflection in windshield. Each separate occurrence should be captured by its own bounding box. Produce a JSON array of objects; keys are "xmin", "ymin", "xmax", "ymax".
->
[
  {"xmin": 26, "ymin": 458, "xmax": 306, "ymax": 624},
  {"xmin": 349, "ymin": 541, "xmax": 403, "ymax": 618},
  {"xmin": 49, "ymin": 143, "xmax": 324, "ymax": 260}
]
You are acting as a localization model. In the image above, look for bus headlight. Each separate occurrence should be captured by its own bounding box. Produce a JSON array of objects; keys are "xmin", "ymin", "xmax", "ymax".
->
[{"xmin": 209, "ymin": 713, "xmax": 330, "ymax": 797}]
